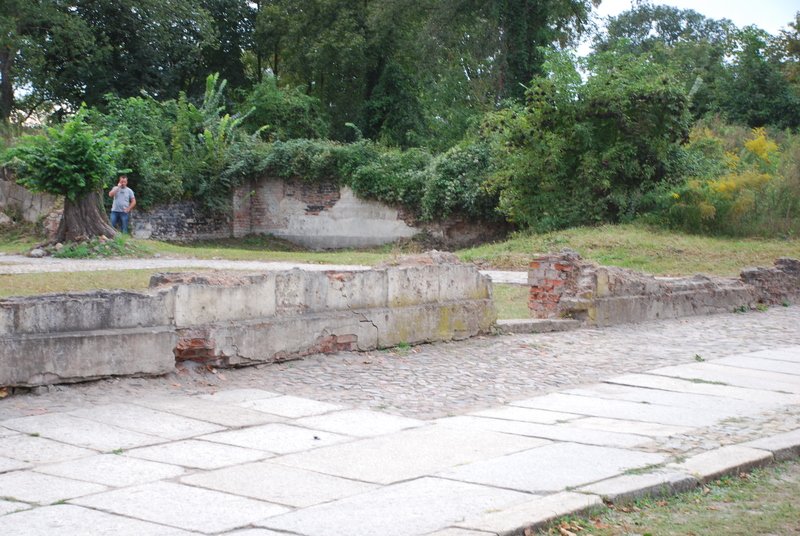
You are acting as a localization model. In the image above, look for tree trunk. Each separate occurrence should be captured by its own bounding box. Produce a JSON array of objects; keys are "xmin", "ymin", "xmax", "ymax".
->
[
  {"xmin": 0, "ymin": 45, "xmax": 14, "ymax": 123},
  {"xmin": 55, "ymin": 191, "xmax": 117, "ymax": 243}
]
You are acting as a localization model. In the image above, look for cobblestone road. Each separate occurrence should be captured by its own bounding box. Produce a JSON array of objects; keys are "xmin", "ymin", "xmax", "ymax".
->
[{"xmin": 3, "ymin": 307, "xmax": 798, "ymax": 428}]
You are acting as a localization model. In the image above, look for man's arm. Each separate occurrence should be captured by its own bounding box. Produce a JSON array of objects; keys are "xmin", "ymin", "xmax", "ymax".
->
[
  {"xmin": 108, "ymin": 186, "xmax": 119, "ymax": 198},
  {"xmin": 125, "ymin": 196, "xmax": 136, "ymax": 213}
]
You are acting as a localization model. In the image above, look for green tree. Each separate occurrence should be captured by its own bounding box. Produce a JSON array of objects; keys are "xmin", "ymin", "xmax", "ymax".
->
[
  {"xmin": 4, "ymin": 108, "xmax": 122, "ymax": 241},
  {"xmin": 718, "ymin": 27, "xmax": 800, "ymax": 129},
  {"xmin": 487, "ymin": 49, "xmax": 690, "ymax": 230},
  {"xmin": 593, "ymin": 1, "xmax": 735, "ymax": 118}
]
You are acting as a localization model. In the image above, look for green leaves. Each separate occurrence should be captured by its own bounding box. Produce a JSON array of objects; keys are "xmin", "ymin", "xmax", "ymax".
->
[{"xmin": 5, "ymin": 108, "xmax": 122, "ymax": 201}]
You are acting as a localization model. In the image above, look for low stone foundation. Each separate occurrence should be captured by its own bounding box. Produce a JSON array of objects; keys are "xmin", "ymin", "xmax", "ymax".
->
[
  {"xmin": 529, "ymin": 251, "xmax": 799, "ymax": 326},
  {"xmin": 0, "ymin": 254, "xmax": 494, "ymax": 387}
]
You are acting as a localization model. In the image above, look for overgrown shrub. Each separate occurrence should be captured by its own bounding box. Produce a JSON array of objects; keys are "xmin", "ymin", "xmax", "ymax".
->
[
  {"xmin": 483, "ymin": 49, "xmax": 690, "ymax": 231},
  {"xmin": 662, "ymin": 126, "xmax": 800, "ymax": 236},
  {"xmin": 239, "ymin": 78, "xmax": 329, "ymax": 140}
]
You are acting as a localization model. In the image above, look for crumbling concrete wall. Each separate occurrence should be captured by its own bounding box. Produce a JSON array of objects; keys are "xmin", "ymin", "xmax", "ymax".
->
[
  {"xmin": 0, "ymin": 254, "xmax": 494, "ymax": 387},
  {"xmin": 528, "ymin": 251, "xmax": 798, "ymax": 326}
]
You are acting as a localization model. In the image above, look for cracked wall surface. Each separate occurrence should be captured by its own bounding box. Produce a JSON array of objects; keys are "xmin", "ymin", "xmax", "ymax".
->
[{"xmin": 0, "ymin": 254, "xmax": 495, "ymax": 387}]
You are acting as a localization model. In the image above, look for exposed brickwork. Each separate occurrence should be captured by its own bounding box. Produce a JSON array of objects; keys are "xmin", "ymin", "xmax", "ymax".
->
[
  {"xmin": 284, "ymin": 180, "xmax": 341, "ymax": 215},
  {"xmin": 528, "ymin": 250, "xmax": 584, "ymax": 319},
  {"xmin": 174, "ymin": 331, "xmax": 217, "ymax": 363}
]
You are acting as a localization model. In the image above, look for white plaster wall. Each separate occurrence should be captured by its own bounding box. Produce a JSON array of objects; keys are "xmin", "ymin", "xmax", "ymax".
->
[{"xmin": 257, "ymin": 181, "xmax": 419, "ymax": 250}]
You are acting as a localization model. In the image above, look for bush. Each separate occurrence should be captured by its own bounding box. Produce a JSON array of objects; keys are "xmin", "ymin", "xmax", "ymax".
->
[
  {"xmin": 483, "ymin": 49, "xmax": 690, "ymax": 231},
  {"xmin": 661, "ymin": 126, "xmax": 800, "ymax": 236},
  {"xmin": 239, "ymin": 78, "xmax": 329, "ymax": 140}
]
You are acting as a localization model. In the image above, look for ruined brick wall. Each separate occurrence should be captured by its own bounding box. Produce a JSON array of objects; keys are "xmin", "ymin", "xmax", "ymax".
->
[
  {"xmin": 132, "ymin": 200, "xmax": 232, "ymax": 241},
  {"xmin": 526, "ymin": 251, "xmax": 795, "ymax": 326}
]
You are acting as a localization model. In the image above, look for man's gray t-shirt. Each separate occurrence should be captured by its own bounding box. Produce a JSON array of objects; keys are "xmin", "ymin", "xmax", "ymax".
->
[{"xmin": 111, "ymin": 187, "xmax": 135, "ymax": 212}]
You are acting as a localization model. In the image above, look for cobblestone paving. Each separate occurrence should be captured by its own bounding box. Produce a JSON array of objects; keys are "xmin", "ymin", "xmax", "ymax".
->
[{"xmin": 2, "ymin": 307, "xmax": 798, "ymax": 424}]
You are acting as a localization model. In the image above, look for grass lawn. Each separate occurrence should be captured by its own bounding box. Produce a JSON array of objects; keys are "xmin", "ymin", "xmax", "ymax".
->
[
  {"xmin": 460, "ymin": 223, "xmax": 800, "ymax": 276},
  {"xmin": 539, "ymin": 460, "xmax": 800, "ymax": 536}
]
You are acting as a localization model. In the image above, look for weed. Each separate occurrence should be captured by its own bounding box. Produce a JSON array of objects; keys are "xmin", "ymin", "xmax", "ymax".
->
[
  {"xmin": 395, "ymin": 341, "xmax": 411, "ymax": 351},
  {"xmin": 28, "ymin": 432, "xmax": 40, "ymax": 437},
  {"xmin": 687, "ymin": 378, "xmax": 728, "ymax": 386},
  {"xmin": 623, "ymin": 463, "xmax": 666, "ymax": 475},
  {"xmin": 733, "ymin": 304, "xmax": 749, "ymax": 313},
  {"xmin": 694, "ymin": 353, "xmax": 705, "ymax": 362},
  {"xmin": 782, "ymin": 300, "xmax": 791, "ymax": 307},
  {"xmin": 755, "ymin": 303, "xmax": 769, "ymax": 312},
  {"xmin": 111, "ymin": 448, "xmax": 124, "ymax": 455}
]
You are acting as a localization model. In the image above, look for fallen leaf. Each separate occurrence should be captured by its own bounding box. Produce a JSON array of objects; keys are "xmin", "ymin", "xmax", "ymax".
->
[
  {"xmin": 559, "ymin": 527, "xmax": 577, "ymax": 536},
  {"xmin": 0, "ymin": 387, "xmax": 8, "ymax": 399}
]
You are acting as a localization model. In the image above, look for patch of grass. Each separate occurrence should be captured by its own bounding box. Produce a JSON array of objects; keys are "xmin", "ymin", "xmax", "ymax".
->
[
  {"xmin": 52, "ymin": 235, "xmax": 147, "ymax": 258},
  {"xmin": 493, "ymin": 283, "xmax": 530, "ymax": 319},
  {"xmin": 458, "ymin": 223, "xmax": 800, "ymax": 275},
  {"xmin": 539, "ymin": 460, "xmax": 800, "ymax": 536},
  {"xmin": 140, "ymin": 237, "xmax": 391, "ymax": 266},
  {"xmin": 0, "ymin": 222, "xmax": 42, "ymax": 254},
  {"xmin": 687, "ymin": 378, "xmax": 729, "ymax": 386},
  {"xmin": 0, "ymin": 269, "xmax": 155, "ymax": 298}
]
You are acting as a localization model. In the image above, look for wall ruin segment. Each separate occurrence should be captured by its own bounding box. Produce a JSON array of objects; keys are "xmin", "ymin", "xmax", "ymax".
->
[
  {"xmin": 0, "ymin": 255, "xmax": 495, "ymax": 387},
  {"xmin": 528, "ymin": 251, "xmax": 800, "ymax": 326}
]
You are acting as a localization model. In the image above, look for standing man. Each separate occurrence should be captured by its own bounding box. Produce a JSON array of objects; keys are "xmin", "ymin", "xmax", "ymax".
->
[{"xmin": 108, "ymin": 174, "xmax": 136, "ymax": 234}]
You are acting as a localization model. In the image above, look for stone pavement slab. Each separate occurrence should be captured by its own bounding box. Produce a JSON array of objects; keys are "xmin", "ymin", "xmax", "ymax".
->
[
  {"xmin": 468, "ymin": 406, "xmax": 581, "ymax": 424},
  {"xmin": 125, "ymin": 438, "xmax": 271, "ymax": 469},
  {"xmin": 425, "ymin": 529, "xmax": 495, "ymax": 536},
  {"xmin": 260, "ymin": 477, "xmax": 531, "ymax": 536},
  {"xmin": 744, "ymin": 347, "xmax": 800, "ymax": 363},
  {"xmin": 71, "ymin": 481, "xmax": 289, "ymax": 534},
  {"xmin": 181, "ymin": 461, "xmax": 377, "ymax": 507},
  {"xmin": 2, "ymin": 413, "xmax": 164, "ymax": 451},
  {"xmin": 512, "ymin": 393, "xmax": 730, "ymax": 427},
  {"xmin": 439, "ymin": 442, "xmax": 664, "ymax": 493},
  {"xmin": 606, "ymin": 373, "xmax": 800, "ymax": 404},
  {"xmin": 0, "ymin": 498, "xmax": 30, "ymax": 516},
  {"xmin": 199, "ymin": 388, "xmax": 281, "ymax": 404},
  {"xmin": 134, "ymin": 396, "xmax": 287, "ymax": 427},
  {"xmin": 294, "ymin": 409, "xmax": 425, "ymax": 437},
  {"xmin": 200, "ymin": 422, "xmax": 352, "ymax": 454},
  {"xmin": 273, "ymin": 424, "xmax": 548, "ymax": 485},
  {"xmin": 562, "ymin": 383, "xmax": 775, "ymax": 414},
  {"xmin": 435, "ymin": 415, "xmax": 652, "ymax": 448},
  {"xmin": 454, "ymin": 491, "xmax": 603, "ymax": 535},
  {"xmin": 35, "ymin": 453, "xmax": 185, "ymax": 487},
  {"xmin": 647, "ymin": 363, "xmax": 800, "ymax": 394},
  {"xmin": 0, "ymin": 434, "xmax": 97, "ymax": 464},
  {"xmin": 742, "ymin": 429, "xmax": 800, "ymax": 461},
  {"xmin": 69, "ymin": 403, "xmax": 224, "ymax": 440},
  {"xmin": 238, "ymin": 395, "xmax": 343, "ymax": 418},
  {"xmin": 564, "ymin": 417, "xmax": 694, "ymax": 437},
  {"xmin": 0, "ymin": 455, "xmax": 30, "ymax": 473},
  {"xmin": 0, "ymin": 470, "xmax": 106, "ymax": 504},
  {"xmin": 667, "ymin": 445, "xmax": 773, "ymax": 483},
  {"xmin": 0, "ymin": 504, "xmax": 194, "ymax": 535},
  {"xmin": 226, "ymin": 530, "xmax": 293, "ymax": 536},
  {"xmin": 711, "ymin": 355, "xmax": 800, "ymax": 376}
]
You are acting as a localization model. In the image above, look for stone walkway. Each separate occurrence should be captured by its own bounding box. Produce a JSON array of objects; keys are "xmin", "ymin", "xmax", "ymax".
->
[{"xmin": 1, "ymin": 308, "xmax": 799, "ymax": 535}]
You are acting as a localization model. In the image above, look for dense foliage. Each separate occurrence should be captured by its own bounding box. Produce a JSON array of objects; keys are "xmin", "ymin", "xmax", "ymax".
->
[
  {"xmin": 5, "ymin": 108, "xmax": 121, "ymax": 200},
  {"xmin": 2, "ymin": 1, "xmax": 800, "ymax": 241}
]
